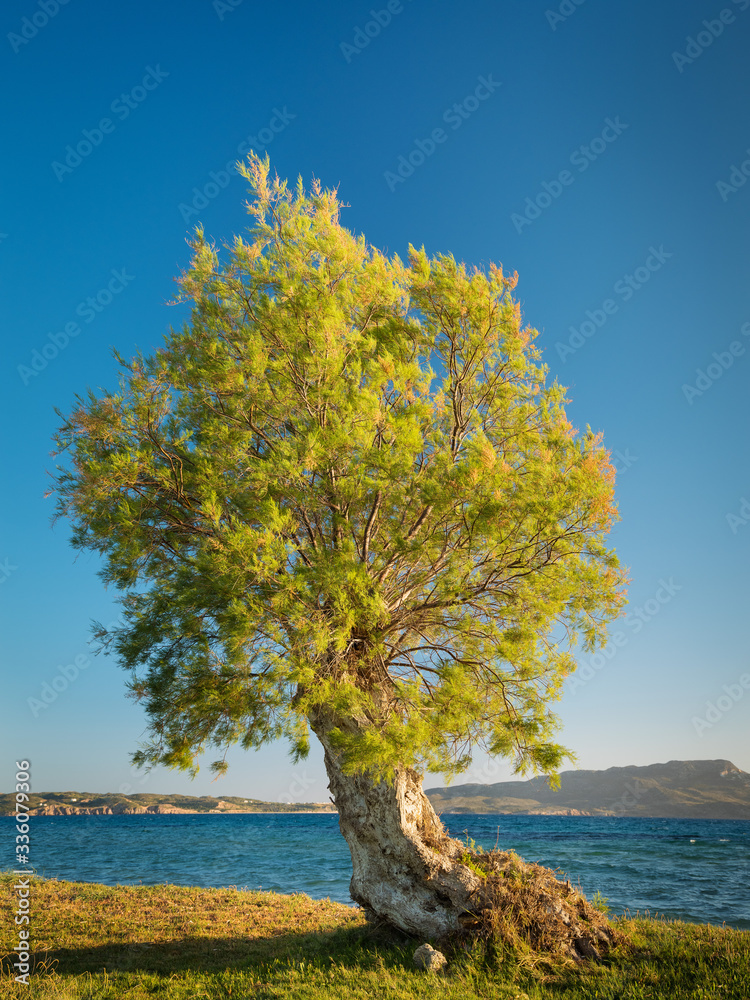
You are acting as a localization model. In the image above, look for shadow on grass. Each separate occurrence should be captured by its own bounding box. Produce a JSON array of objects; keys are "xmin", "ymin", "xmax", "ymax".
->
[{"xmin": 1, "ymin": 921, "xmax": 414, "ymax": 978}]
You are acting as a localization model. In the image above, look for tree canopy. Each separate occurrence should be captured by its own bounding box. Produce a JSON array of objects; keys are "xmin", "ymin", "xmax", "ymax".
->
[{"xmin": 52, "ymin": 154, "xmax": 627, "ymax": 785}]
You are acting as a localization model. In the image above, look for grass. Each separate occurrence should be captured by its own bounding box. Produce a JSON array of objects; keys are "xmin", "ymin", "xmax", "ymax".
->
[{"xmin": 1, "ymin": 872, "xmax": 749, "ymax": 998}]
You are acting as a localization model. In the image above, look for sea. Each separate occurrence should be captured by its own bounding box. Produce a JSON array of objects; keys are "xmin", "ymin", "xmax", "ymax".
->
[{"xmin": 4, "ymin": 813, "xmax": 749, "ymax": 930}]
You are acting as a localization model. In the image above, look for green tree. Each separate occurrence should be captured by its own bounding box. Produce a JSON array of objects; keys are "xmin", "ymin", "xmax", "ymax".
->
[{"xmin": 52, "ymin": 155, "xmax": 626, "ymax": 940}]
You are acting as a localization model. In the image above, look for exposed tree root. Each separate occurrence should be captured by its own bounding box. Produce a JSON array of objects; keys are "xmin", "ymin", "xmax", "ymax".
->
[{"xmin": 454, "ymin": 848, "xmax": 627, "ymax": 962}]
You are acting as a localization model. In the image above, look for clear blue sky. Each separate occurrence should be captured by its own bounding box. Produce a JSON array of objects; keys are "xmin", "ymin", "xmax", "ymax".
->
[{"xmin": 3, "ymin": 0, "xmax": 749, "ymax": 803}]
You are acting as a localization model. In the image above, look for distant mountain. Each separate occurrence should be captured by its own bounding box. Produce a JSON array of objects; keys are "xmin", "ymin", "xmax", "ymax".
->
[
  {"xmin": 425, "ymin": 760, "xmax": 750, "ymax": 819},
  {"xmin": 5, "ymin": 761, "xmax": 748, "ymax": 820},
  {"xmin": 0, "ymin": 791, "xmax": 335, "ymax": 817}
]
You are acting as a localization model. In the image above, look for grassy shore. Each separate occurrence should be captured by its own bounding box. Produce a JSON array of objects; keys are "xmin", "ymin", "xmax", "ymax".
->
[{"xmin": 1, "ymin": 873, "xmax": 749, "ymax": 999}]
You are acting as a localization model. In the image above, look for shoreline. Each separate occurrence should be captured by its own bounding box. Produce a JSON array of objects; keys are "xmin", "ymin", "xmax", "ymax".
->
[
  {"xmin": 5, "ymin": 808, "xmax": 750, "ymax": 818},
  {"xmin": 7, "ymin": 809, "xmax": 338, "ymax": 817}
]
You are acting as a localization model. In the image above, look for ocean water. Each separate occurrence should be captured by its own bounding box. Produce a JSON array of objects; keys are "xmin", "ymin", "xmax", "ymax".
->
[{"xmin": 4, "ymin": 813, "xmax": 748, "ymax": 929}]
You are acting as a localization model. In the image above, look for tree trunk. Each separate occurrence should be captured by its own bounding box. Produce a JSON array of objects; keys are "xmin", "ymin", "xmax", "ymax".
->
[
  {"xmin": 309, "ymin": 710, "xmax": 622, "ymax": 958},
  {"xmin": 310, "ymin": 712, "xmax": 483, "ymax": 940}
]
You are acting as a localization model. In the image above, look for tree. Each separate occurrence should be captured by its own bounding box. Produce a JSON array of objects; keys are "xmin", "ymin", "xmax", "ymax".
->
[{"xmin": 52, "ymin": 155, "xmax": 627, "ymax": 948}]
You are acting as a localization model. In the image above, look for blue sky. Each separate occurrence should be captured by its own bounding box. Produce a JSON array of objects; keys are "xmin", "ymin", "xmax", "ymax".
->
[{"xmin": 2, "ymin": 0, "xmax": 749, "ymax": 803}]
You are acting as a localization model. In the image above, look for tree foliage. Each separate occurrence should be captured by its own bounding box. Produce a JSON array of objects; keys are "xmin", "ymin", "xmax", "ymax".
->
[{"xmin": 52, "ymin": 154, "xmax": 627, "ymax": 783}]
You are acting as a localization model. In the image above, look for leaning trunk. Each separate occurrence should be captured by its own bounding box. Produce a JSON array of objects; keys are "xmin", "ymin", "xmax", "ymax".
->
[
  {"xmin": 311, "ymin": 713, "xmax": 481, "ymax": 940},
  {"xmin": 310, "ymin": 711, "xmax": 622, "ymax": 958}
]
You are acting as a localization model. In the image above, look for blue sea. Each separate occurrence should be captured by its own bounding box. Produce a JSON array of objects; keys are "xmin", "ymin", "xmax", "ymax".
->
[{"xmin": 4, "ymin": 814, "xmax": 748, "ymax": 930}]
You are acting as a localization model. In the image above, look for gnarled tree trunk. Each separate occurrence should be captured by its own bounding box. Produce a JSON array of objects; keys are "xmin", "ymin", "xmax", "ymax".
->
[
  {"xmin": 310, "ymin": 711, "xmax": 482, "ymax": 940},
  {"xmin": 310, "ymin": 709, "xmax": 621, "ymax": 958}
]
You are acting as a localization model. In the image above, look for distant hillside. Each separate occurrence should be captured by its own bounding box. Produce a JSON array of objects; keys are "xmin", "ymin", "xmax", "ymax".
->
[
  {"xmin": 0, "ymin": 791, "xmax": 335, "ymax": 817},
  {"xmin": 425, "ymin": 760, "xmax": 750, "ymax": 819},
  {"xmin": 5, "ymin": 761, "xmax": 748, "ymax": 820}
]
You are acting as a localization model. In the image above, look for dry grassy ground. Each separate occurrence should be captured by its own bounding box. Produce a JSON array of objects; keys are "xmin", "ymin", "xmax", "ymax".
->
[{"xmin": 1, "ymin": 873, "xmax": 749, "ymax": 998}]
